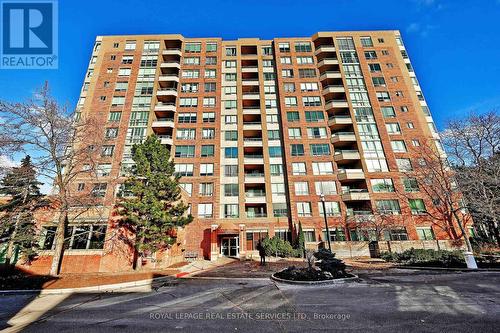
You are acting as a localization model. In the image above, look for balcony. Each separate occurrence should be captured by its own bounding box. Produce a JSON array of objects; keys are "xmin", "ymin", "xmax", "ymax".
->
[
  {"xmin": 325, "ymin": 99, "xmax": 349, "ymax": 109},
  {"xmin": 319, "ymin": 71, "xmax": 341, "ymax": 81},
  {"xmin": 158, "ymin": 74, "xmax": 179, "ymax": 82},
  {"xmin": 244, "ymin": 172, "xmax": 265, "ymax": 183},
  {"xmin": 243, "ymin": 137, "xmax": 263, "ymax": 147},
  {"xmin": 342, "ymin": 189, "xmax": 370, "ymax": 201},
  {"xmin": 328, "ymin": 115, "xmax": 352, "ymax": 128},
  {"xmin": 160, "ymin": 61, "xmax": 181, "ymax": 69},
  {"xmin": 151, "ymin": 118, "xmax": 175, "ymax": 129},
  {"xmin": 337, "ymin": 169, "xmax": 365, "ymax": 181},
  {"xmin": 314, "ymin": 45, "xmax": 336, "ymax": 55},
  {"xmin": 317, "ymin": 58, "xmax": 339, "ymax": 67},
  {"xmin": 243, "ymin": 122, "xmax": 262, "ymax": 130},
  {"xmin": 322, "ymin": 85, "xmax": 345, "ymax": 95},
  {"xmin": 162, "ymin": 48, "xmax": 182, "ymax": 56},
  {"xmin": 242, "ymin": 106, "xmax": 261, "ymax": 115},
  {"xmin": 346, "ymin": 209, "xmax": 374, "ymax": 222},
  {"xmin": 241, "ymin": 66, "xmax": 258, "ymax": 73},
  {"xmin": 331, "ymin": 132, "xmax": 356, "ymax": 144},
  {"xmin": 158, "ymin": 135, "xmax": 173, "ymax": 145},
  {"xmin": 241, "ymin": 78, "xmax": 260, "ymax": 86},
  {"xmin": 243, "ymin": 154, "xmax": 264, "ymax": 164},
  {"xmin": 154, "ymin": 102, "xmax": 176, "ymax": 113},
  {"xmin": 156, "ymin": 88, "xmax": 178, "ymax": 97},
  {"xmin": 334, "ymin": 150, "xmax": 361, "ymax": 162}
]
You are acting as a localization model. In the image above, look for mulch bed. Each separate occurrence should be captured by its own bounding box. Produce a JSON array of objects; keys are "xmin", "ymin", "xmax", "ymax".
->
[{"xmin": 194, "ymin": 260, "xmax": 308, "ymax": 278}]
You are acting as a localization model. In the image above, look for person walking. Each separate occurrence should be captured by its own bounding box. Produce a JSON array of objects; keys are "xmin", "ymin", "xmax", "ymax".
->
[{"xmin": 257, "ymin": 240, "xmax": 266, "ymax": 266}]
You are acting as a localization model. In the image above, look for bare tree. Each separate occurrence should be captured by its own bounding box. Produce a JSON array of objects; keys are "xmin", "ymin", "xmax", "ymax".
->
[
  {"xmin": 397, "ymin": 140, "xmax": 474, "ymax": 255},
  {"xmin": 442, "ymin": 111, "xmax": 500, "ymax": 246},
  {"xmin": 0, "ymin": 83, "xmax": 107, "ymax": 275}
]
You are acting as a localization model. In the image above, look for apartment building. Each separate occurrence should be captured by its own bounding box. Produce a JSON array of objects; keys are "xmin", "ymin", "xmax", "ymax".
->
[{"xmin": 31, "ymin": 30, "xmax": 457, "ymax": 273}]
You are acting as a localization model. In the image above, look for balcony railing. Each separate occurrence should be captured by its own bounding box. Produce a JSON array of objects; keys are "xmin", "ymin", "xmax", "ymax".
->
[
  {"xmin": 245, "ymin": 191, "xmax": 266, "ymax": 197},
  {"xmin": 244, "ymin": 154, "xmax": 264, "ymax": 159},
  {"xmin": 157, "ymin": 88, "xmax": 178, "ymax": 92},
  {"xmin": 243, "ymin": 137, "xmax": 263, "ymax": 141},
  {"xmin": 246, "ymin": 212, "xmax": 267, "ymax": 218},
  {"xmin": 342, "ymin": 189, "xmax": 368, "ymax": 194},
  {"xmin": 245, "ymin": 172, "xmax": 264, "ymax": 177},
  {"xmin": 156, "ymin": 117, "xmax": 174, "ymax": 122}
]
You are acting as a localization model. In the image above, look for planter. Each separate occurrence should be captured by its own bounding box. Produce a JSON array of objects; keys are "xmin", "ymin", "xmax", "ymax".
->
[{"xmin": 270, "ymin": 269, "xmax": 359, "ymax": 285}]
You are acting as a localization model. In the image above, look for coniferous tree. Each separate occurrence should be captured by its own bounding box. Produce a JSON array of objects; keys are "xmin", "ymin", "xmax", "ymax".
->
[
  {"xmin": 296, "ymin": 221, "xmax": 305, "ymax": 257},
  {"xmin": 0, "ymin": 156, "xmax": 43, "ymax": 268},
  {"xmin": 117, "ymin": 136, "xmax": 193, "ymax": 270}
]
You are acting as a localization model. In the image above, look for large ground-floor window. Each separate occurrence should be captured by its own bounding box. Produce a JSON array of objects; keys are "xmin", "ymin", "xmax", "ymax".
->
[
  {"xmin": 246, "ymin": 230, "xmax": 268, "ymax": 251},
  {"xmin": 40, "ymin": 225, "xmax": 107, "ymax": 250}
]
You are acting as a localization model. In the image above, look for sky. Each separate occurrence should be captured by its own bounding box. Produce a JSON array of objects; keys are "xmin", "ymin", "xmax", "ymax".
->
[{"xmin": 0, "ymin": 0, "xmax": 499, "ymax": 179}]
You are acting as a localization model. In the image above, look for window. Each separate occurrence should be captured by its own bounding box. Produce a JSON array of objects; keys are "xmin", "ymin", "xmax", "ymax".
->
[
  {"xmin": 121, "ymin": 55, "xmax": 133, "ymax": 64},
  {"xmin": 409, "ymin": 199, "xmax": 426, "ymax": 215},
  {"xmin": 303, "ymin": 96, "xmax": 321, "ymax": 106},
  {"xmin": 300, "ymin": 82, "xmax": 318, "ymax": 91},
  {"xmin": 360, "ymin": 36, "xmax": 373, "ymax": 47},
  {"xmin": 312, "ymin": 162, "xmax": 334, "ymax": 175},
  {"xmin": 396, "ymin": 158, "xmax": 413, "ymax": 171},
  {"xmin": 265, "ymin": 99, "xmax": 277, "ymax": 109},
  {"xmin": 181, "ymin": 83, "xmax": 198, "ymax": 93},
  {"xmin": 412, "ymin": 139, "xmax": 420, "ymax": 147},
  {"xmin": 118, "ymin": 68, "xmax": 131, "ymax": 76},
  {"xmin": 225, "ymin": 115, "xmax": 237, "ymax": 124},
  {"xmin": 198, "ymin": 203, "xmax": 213, "ymax": 218},
  {"xmin": 224, "ymin": 184, "xmax": 239, "ymax": 197},
  {"xmin": 246, "ymin": 230, "xmax": 269, "ymax": 250},
  {"xmin": 224, "ymin": 147, "xmax": 238, "ymax": 158},
  {"xmin": 284, "ymin": 83, "xmax": 295, "ymax": 92},
  {"xmin": 381, "ymin": 106, "xmax": 395, "ymax": 118},
  {"xmin": 204, "ymin": 69, "xmax": 216, "ymax": 78},
  {"xmin": 224, "ymin": 130, "xmax": 238, "ymax": 141},
  {"xmin": 364, "ymin": 51, "xmax": 377, "ymax": 60},
  {"xmin": 101, "ymin": 145, "xmax": 114, "ymax": 157},
  {"xmin": 269, "ymin": 146, "xmax": 282, "ymax": 157},
  {"xmin": 264, "ymin": 85, "xmax": 276, "ymax": 94},
  {"xmin": 224, "ymin": 100, "xmax": 237, "ymax": 109},
  {"xmin": 297, "ymin": 56, "xmax": 314, "ymax": 64},
  {"xmin": 174, "ymin": 164, "xmax": 194, "ymax": 177},
  {"xmin": 386, "ymin": 123, "xmax": 401, "ymax": 134},
  {"xmin": 422, "ymin": 106, "xmax": 430, "ymax": 115},
  {"xmin": 287, "ymin": 111, "xmax": 300, "ymax": 122},
  {"xmin": 292, "ymin": 162, "xmax": 306, "ymax": 175},
  {"xmin": 403, "ymin": 178, "xmax": 419, "ymax": 192},
  {"xmin": 376, "ymin": 92, "xmax": 390, "ymax": 102},
  {"xmin": 176, "ymin": 129, "xmax": 196, "ymax": 140},
  {"xmin": 184, "ymin": 57, "xmax": 200, "ymax": 65},
  {"xmin": 417, "ymin": 227, "xmax": 435, "ymax": 240},
  {"xmin": 77, "ymin": 183, "xmax": 85, "ymax": 191},
  {"xmin": 202, "ymin": 112, "xmax": 216, "ymax": 123},
  {"xmin": 407, "ymin": 122, "xmax": 415, "ymax": 129},
  {"xmin": 200, "ymin": 164, "xmax": 214, "ymax": 176},
  {"xmin": 370, "ymin": 179, "xmax": 395, "ymax": 192},
  {"xmin": 369, "ymin": 63, "xmax": 381, "ymax": 72},
  {"xmin": 226, "ymin": 46, "xmax": 237, "ymax": 56},
  {"xmin": 115, "ymin": 81, "xmax": 128, "ymax": 92},
  {"xmin": 282, "ymin": 69, "xmax": 294, "ymax": 78},
  {"xmin": 203, "ymin": 97, "xmax": 216, "ymax": 108},
  {"xmin": 376, "ymin": 200, "xmax": 401, "ymax": 214},
  {"xmin": 318, "ymin": 202, "xmax": 340, "ymax": 216},
  {"xmin": 206, "ymin": 42, "xmax": 217, "ymax": 52},
  {"xmin": 175, "ymin": 145, "xmax": 195, "ymax": 158},
  {"xmin": 295, "ymin": 42, "xmax": 312, "ymax": 52},
  {"xmin": 288, "ymin": 128, "xmax": 301, "ymax": 139},
  {"xmin": 310, "ymin": 144, "xmax": 330, "ymax": 156},
  {"xmin": 185, "ymin": 42, "xmax": 201, "ymax": 53},
  {"xmin": 178, "ymin": 183, "xmax": 192, "ymax": 196},
  {"xmin": 179, "ymin": 97, "xmax": 198, "ymax": 107},
  {"xmin": 385, "ymin": 229, "xmax": 408, "ymax": 241},
  {"xmin": 224, "ymin": 204, "xmax": 239, "ymax": 218},
  {"xmin": 204, "ymin": 82, "xmax": 216, "ymax": 92},
  {"xmin": 91, "ymin": 183, "xmax": 107, "ymax": 197},
  {"xmin": 291, "ymin": 144, "xmax": 304, "ymax": 156},
  {"xmin": 262, "ymin": 46, "xmax": 273, "ymax": 55},
  {"xmin": 182, "ymin": 69, "xmax": 200, "ymax": 78},
  {"xmin": 299, "ymin": 69, "xmax": 316, "ymax": 78},
  {"xmin": 401, "ymin": 106, "xmax": 409, "ymax": 113},
  {"xmin": 178, "ymin": 113, "xmax": 197, "ymax": 123},
  {"xmin": 307, "ymin": 127, "xmax": 327, "ymax": 139},
  {"xmin": 270, "ymin": 164, "xmax": 283, "ymax": 175},
  {"xmin": 111, "ymin": 96, "xmax": 125, "ymax": 106},
  {"xmin": 262, "ymin": 59, "xmax": 273, "ymax": 67},
  {"xmin": 201, "ymin": 145, "xmax": 214, "ymax": 157},
  {"xmin": 272, "ymin": 183, "xmax": 286, "ymax": 195},
  {"xmin": 96, "ymin": 164, "xmax": 112, "ymax": 177},
  {"xmin": 297, "ymin": 202, "xmax": 312, "ymax": 217},
  {"xmin": 41, "ymin": 225, "xmax": 107, "ymax": 250},
  {"xmin": 315, "ymin": 181, "xmax": 337, "ymax": 195},
  {"xmin": 294, "ymin": 182, "xmax": 309, "ymax": 195},
  {"xmin": 305, "ymin": 111, "xmax": 325, "ymax": 122},
  {"xmin": 199, "ymin": 183, "xmax": 214, "ymax": 197},
  {"xmin": 105, "ymin": 127, "xmax": 118, "ymax": 139},
  {"xmin": 266, "ymin": 114, "xmax": 279, "ymax": 124},
  {"xmin": 224, "ymin": 165, "xmax": 238, "ymax": 177},
  {"xmin": 280, "ymin": 56, "xmax": 291, "ymax": 64},
  {"xmin": 108, "ymin": 112, "xmax": 121, "ymax": 122},
  {"xmin": 304, "ymin": 230, "xmax": 316, "ymax": 242},
  {"xmin": 278, "ymin": 42, "xmax": 290, "ymax": 53},
  {"xmin": 206, "ymin": 56, "xmax": 217, "ymax": 65},
  {"xmin": 372, "ymin": 77, "xmax": 386, "ymax": 87},
  {"xmin": 391, "ymin": 140, "xmax": 407, "ymax": 153}
]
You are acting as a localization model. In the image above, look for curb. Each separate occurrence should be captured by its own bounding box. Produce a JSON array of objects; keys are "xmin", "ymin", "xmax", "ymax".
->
[
  {"xmin": 270, "ymin": 272, "xmax": 359, "ymax": 285},
  {"xmin": 395, "ymin": 266, "xmax": 500, "ymax": 272}
]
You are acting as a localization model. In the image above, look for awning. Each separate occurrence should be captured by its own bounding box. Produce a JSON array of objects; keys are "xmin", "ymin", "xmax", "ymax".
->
[{"xmin": 216, "ymin": 222, "xmax": 240, "ymax": 234}]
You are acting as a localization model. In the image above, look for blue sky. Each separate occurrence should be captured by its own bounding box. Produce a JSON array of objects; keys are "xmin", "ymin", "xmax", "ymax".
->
[{"xmin": 0, "ymin": 0, "xmax": 499, "ymax": 130}]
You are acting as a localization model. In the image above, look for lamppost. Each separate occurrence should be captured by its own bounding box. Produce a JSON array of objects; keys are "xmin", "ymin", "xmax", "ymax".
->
[{"xmin": 320, "ymin": 194, "xmax": 332, "ymax": 252}]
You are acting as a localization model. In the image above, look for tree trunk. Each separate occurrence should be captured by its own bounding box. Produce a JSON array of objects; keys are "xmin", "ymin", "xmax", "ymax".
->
[
  {"xmin": 49, "ymin": 211, "xmax": 68, "ymax": 276},
  {"xmin": 5, "ymin": 214, "xmax": 21, "ymax": 270},
  {"xmin": 452, "ymin": 211, "xmax": 473, "ymax": 253},
  {"xmin": 134, "ymin": 251, "xmax": 142, "ymax": 271}
]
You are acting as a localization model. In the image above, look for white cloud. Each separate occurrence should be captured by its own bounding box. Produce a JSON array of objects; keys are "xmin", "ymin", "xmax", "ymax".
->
[{"xmin": 0, "ymin": 155, "xmax": 18, "ymax": 169}]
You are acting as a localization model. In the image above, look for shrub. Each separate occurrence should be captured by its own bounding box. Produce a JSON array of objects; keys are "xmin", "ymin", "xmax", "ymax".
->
[
  {"xmin": 380, "ymin": 248, "xmax": 466, "ymax": 267},
  {"xmin": 313, "ymin": 248, "xmax": 347, "ymax": 278},
  {"xmin": 261, "ymin": 236, "xmax": 294, "ymax": 257}
]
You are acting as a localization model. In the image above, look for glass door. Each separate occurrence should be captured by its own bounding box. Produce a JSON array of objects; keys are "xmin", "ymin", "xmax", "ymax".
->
[
  {"xmin": 221, "ymin": 238, "xmax": 229, "ymax": 256},
  {"xmin": 229, "ymin": 237, "xmax": 239, "ymax": 257}
]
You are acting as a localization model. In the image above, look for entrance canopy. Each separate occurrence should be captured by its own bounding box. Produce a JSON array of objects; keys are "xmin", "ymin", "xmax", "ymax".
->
[{"xmin": 216, "ymin": 222, "xmax": 240, "ymax": 235}]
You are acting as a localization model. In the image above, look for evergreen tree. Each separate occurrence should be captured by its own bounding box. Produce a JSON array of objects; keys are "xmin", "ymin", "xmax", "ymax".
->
[
  {"xmin": 296, "ymin": 221, "xmax": 305, "ymax": 257},
  {"xmin": 117, "ymin": 136, "xmax": 193, "ymax": 270},
  {"xmin": 0, "ymin": 156, "xmax": 43, "ymax": 268}
]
